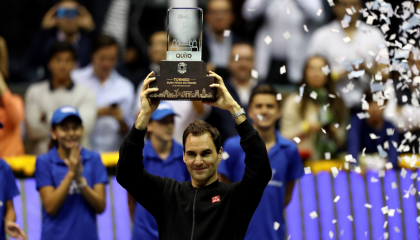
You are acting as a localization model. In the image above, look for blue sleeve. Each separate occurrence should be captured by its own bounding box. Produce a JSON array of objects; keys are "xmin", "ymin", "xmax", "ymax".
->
[
  {"xmin": 217, "ymin": 139, "xmax": 237, "ymax": 181},
  {"xmin": 35, "ymin": 156, "xmax": 54, "ymax": 190},
  {"xmin": 2, "ymin": 161, "xmax": 19, "ymax": 201},
  {"xmin": 286, "ymin": 145, "xmax": 304, "ymax": 182},
  {"xmin": 93, "ymin": 153, "xmax": 109, "ymax": 185},
  {"xmin": 387, "ymin": 124, "xmax": 399, "ymax": 168},
  {"xmin": 347, "ymin": 116, "xmax": 361, "ymax": 162}
]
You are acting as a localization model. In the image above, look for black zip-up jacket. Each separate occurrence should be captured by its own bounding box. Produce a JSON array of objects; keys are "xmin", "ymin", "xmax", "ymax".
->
[{"xmin": 116, "ymin": 119, "xmax": 272, "ymax": 240}]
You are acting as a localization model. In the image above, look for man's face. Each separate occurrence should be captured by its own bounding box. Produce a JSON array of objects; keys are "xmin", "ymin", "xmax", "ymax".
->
[
  {"xmin": 248, "ymin": 94, "xmax": 281, "ymax": 129},
  {"xmin": 92, "ymin": 45, "xmax": 118, "ymax": 78},
  {"xmin": 148, "ymin": 32, "xmax": 167, "ymax": 64},
  {"xmin": 56, "ymin": 1, "xmax": 79, "ymax": 34},
  {"xmin": 184, "ymin": 132, "xmax": 222, "ymax": 183},
  {"xmin": 147, "ymin": 115, "xmax": 175, "ymax": 142},
  {"xmin": 205, "ymin": 0, "xmax": 234, "ymax": 34},
  {"xmin": 332, "ymin": 0, "xmax": 362, "ymax": 23},
  {"xmin": 229, "ymin": 44, "xmax": 254, "ymax": 82},
  {"xmin": 48, "ymin": 51, "xmax": 75, "ymax": 80}
]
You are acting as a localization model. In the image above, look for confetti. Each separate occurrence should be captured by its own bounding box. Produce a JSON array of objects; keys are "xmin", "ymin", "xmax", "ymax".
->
[
  {"xmin": 347, "ymin": 215, "xmax": 353, "ymax": 221},
  {"xmin": 388, "ymin": 209, "xmax": 395, "ymax": 217},
  {"xmin": 366, "ymin": 15, "xmax": 375, "ymax": 25},
  {"xmin": 235, "ymin": 54, "xmax": 239, "ymax": 62},
  {"xmin": 280, "ymin": 65, "xmax": 286, "ymax": 75},
  {"xmin": 384, "ymin": 232, "xmax": 389, "ymax": 239},
  {"xmin": 247, "ymin": 9, "xmax": 255, "ymax": 11},
  {"xmin": 392, "ymin": 182, "xmax": 397, "ymax": 189},
  {"xmin": 325, "ymin": 152, "xmax": 331, "ymax": 160},
  {"xmin": 362, "ymin": 101, "xmax": 369, "ymax": 110},
  {"xmin": 371, "ymin": 177, "xmax": 378, "ymax": 182},
  {"xmin": 294, "ymin": 95, "xmax": 301, "ymax": 103},
  {"xmin": 384, "ymin": 221, "xmax": 388, "ymax": 228},
  {"xmin": 355, "ymin": 166, "xmax": 361, "ymax": 173},
  {"xmin": 345, "ymin": 154, "xmax": 353, "ymax": 162},
  {"xmin": 362, "ymin": 147, "xmax": 366, "ymax": 156},
  {"xmin": 264, "ymin": 35, "xmax": 272, "ymax": 45},
  {"xmin": 345, "ymin": 8, "xmax": 353, "ymax": 15},
  {"xmin": 283, "ymin": 31, "xmax": 291, "ymax": 40},
  {"xmin": 417, "ymin": 216, "xmax": 420, "ymax": 224},
  {"xmin": 334, "ymin": 123, "xmax": 339, "ymax": 128},
  {"xmin": 304, "ymin": 25, "xmax": 309, "ymax": 32},
  {"xmin": 276, "ymin": 93, "xmax": 282, "ymax": 101},
  {"xmin": 331, "ymin": 167, "xmax": 339, "ymax": 178},
  {"xmin": 317, "ymin": 9, "xmax": 322, "ymax": 16},
  {"xmin": 369, "ymin": 133, "xmax": 380, "ymax": 139},
  {"xmin": 386, "ymin": 128, "xmax": 394, "ymax": 136},
  {"xmin": 293, "ymin": 137, "xmax": 301, "ymax": 144},
  {"xmin": 343, "ymin": 37, "xmax": 351, "ymax": 43},
  {"xmin": 381, "ymin": 206, "xmax": 389, "ymax": 214},
  {"xmin": 334, "ymin": 196, "xmax": 340, "ymax": 203},
  {"xmin": 322, "ymin": 65, "xmax": 330, "ymax": 75},
  {"xmin": 402, "ymin": 95, "xmax": 408, "ymax": 103},
  {"xmin": 346, "ymin": 124, "xmax": 351, "ymax": 130},
  {"xmin": 310, "ymin": 91, "xmax": 318, "ymax": 100},
  {"xmin": 310, "ymin": 211, "xmax": 318, "ymax": 219},
  {"xmin": 251, "ymin": 69, "xmax": 258, "ymax": 79},
  {"xmin": 274, "ymin": 221, "xmax": 280, "ymax": 231},
  {"xmin": 331, "ymin": 28, "xmax": 340, "ymax": 33},
  {"xmin": 329, "ymin": 231, "xmax": 334, "ymax": 239},
  {"xmin": 381, "ymin": 24, "xmax": 390, "ymax": 34},
  {"xmin": 394, "ymin": 227, "xmax": 400, "ymax": 233},
  {"xmin": 222, "ymin": 152, "xmax": 230, "ymax": 160},
  {"xmin": 365, "ymin": 203, "xmax": 372, "ymax": 208},
  {"xmin": 223, "ymin": 30, "xmax": 231, "ymax": 37},
  {"xmin": 256, "ymin": 114, "xmax": 263, "ymax": 121},
  {"xmin": 304, "ymin": 167, "xmax": 311, "ymax": 174},
  {"xmin": 385, "ymin": 162, "xmax": 393, "ymax": 170},
  {"xmin": 401, "ymin": 168, "xmax": 407, "ymax": 178},
  {"xmin": 332, "ymin": 219, "xmax": 337, "ymax": 224},
  {"xmin": 341, "ymin": 19, "xmax": 349, "ymax": 28}
]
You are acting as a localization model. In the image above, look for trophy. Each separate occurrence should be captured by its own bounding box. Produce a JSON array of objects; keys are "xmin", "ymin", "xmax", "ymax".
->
[{"xmin": 148, "ymin": 8, "xmax": 217, "ymax": 101}]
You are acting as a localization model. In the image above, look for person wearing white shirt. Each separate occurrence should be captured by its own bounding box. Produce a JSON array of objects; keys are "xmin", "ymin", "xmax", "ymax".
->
[
  {"xmin": 307, "ymin": 0, "xmax": 389, "ymax": 110},
  {"xmin": 242, "ymin": 0, "xmax": 324, "ymax": 84},
  {"xmin": 72, "ymin": 35, "xmax": 135, "ymax": 152}
]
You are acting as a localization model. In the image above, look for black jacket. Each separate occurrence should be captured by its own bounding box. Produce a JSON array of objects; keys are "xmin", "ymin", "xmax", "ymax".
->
[{"xmin": 116, "ymin": 119, "xmax": 272, "ymax": 240}]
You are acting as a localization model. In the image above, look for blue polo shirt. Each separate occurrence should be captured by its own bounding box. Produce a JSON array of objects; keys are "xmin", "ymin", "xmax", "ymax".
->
[
  {"xmin": 132, "ymin": 140, "xmax": 190, "ymax": 240},
  {"xmin": 35, "ymin": 147, "xmax": 109, "ymax": 240},
  {"xmin": 218, "ymin": 131, "xmax": 304, "ymax": 240},
  {"xmin": 0, "ymin": 159, "xmax": 19, "ymax": 240}
]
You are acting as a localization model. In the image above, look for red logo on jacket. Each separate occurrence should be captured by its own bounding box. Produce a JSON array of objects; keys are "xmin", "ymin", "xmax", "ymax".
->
[{"xmin": 212, "ymin": 195, "xmax": 221, "ymax": 203}]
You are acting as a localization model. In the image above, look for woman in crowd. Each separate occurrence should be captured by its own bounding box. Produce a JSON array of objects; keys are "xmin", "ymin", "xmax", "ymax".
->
[
  {"xmin": 35, "ymin": 106, "xmax": 108, "ymax": 240},
  {"xmin": 281, "ymin": 55, "xmax": 348, "ymax": 160}
]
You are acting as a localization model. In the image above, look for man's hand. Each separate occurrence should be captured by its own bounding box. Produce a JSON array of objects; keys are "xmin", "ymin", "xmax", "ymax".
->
[
  {"xmin": 5, "ymin": 221, "xmax": 26, "ymax": 240},
  {"xmin": 135, "ymin": 72, "xmax": 160, "ymax": 130},
  {"xmin": 41, "ymin": 5, "xmax": 58, "ymax": 29},
  {"xmin": 77, "ymin": 4, "xmax": 95, "ymax": 31},
  {"xmin": 203, "ymin": 71, "xmax": 239, "ymax": 113}
]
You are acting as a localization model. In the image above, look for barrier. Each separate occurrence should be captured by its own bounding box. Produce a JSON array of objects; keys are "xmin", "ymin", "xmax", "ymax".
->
[{"xmin": 7, "ymin": 169, "xmax": 419, "ymax": 240}]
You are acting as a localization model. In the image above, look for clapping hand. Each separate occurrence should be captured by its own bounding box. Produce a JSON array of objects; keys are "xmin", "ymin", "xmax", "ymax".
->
[{"xmin": 63, "ymin": 146, "xmax": 82, "ymax": 174}]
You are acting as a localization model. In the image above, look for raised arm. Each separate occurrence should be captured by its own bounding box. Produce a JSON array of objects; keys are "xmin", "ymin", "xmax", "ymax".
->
[{"xmin": 116, "ymin": 72, "xmax": 166, "ymax": 217}]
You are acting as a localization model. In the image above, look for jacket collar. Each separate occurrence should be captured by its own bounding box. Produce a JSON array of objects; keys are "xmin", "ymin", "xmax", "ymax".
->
[
  {"xmin": 143, "ymin": 140, "xmax": 183, "ymax": 163},
  {"xmin": 187, "ymin": 179, "xmax": 221, "ymax": 190}
]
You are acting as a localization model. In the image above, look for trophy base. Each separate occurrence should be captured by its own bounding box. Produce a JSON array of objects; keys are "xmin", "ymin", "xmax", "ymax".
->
[{"xmin": 148, "ymin": 60, "xmax": 217, "ymax": 101}]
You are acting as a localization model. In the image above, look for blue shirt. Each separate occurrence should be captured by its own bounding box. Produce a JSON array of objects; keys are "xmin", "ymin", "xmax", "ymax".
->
[
  {"xmin": 348, "ymin": 116, "xmax": 399, "ymax": 167},
  {"xmin": 35, "ymin": 147, "xmax": 109, "ymax": 240},
  {"xmin": 0, "ymin": 159, "xmax": 19, "ymax": 240},
  {"xmin": 132, "ymin": 140, "xmax": 190, "ymax": 240},
  {"xmin": 218, "ymin": 131, "xmax": 304, "ymax": 240}
]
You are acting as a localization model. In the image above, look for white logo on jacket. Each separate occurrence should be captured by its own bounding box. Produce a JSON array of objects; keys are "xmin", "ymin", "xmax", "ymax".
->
[{"xmin": 268, "ymin": 169, "xmax": 283, "ymax": 188}]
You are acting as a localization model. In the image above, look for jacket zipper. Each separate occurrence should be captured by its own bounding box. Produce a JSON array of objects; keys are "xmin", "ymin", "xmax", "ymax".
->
[{"xmin": 190, "ymin": 189, "xmax": 198, "ymax": 240}]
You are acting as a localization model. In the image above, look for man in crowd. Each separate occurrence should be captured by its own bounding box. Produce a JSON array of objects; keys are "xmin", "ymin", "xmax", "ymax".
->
[
  {"xmin": 26, "ymin": 0, "xmax": 95, "ymax": 80},
  {"xmin": 206, "ymin": 42, "xmax": 257, "ymax": 143},
  {"xmin": 0, "ymin": 71, "xmax": 24, "ymax": 158},
  {"xmin": 218, "ymin": 84, "xmax": 304, "ymax": 240},
  {"xmin": 72, "ymin": 34, "xmax": 134, "ymax": 152},
  {"xmin": 117, "ymin": 71, "xmax": 272, "ymax": 239},
  {"xmin": 25, "ymin": 42, "xmax": 96, "ymax": 154},
  {"xmin": 308, "ymin": 0, "xmax": 389, "ymax": 112}
]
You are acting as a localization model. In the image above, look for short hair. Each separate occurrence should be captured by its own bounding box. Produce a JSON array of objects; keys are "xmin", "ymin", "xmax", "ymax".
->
[
  {"xmin": 48, "ymin": 41, "xmax": 78, "ymax": 62},
  {"xmin": 231, "ymin": 40, "xmax": 253, "ymax": 50},
  {"xmin": 249, "ymin": 84, "xmax": 281, "ymax": 107},
  {"xmin": 90, "ymin": 34, "xmax": 118, "ymax": 55},
  {"xmin": 183, "ymin": 120, "xmax": 221, "ymax": 153}
]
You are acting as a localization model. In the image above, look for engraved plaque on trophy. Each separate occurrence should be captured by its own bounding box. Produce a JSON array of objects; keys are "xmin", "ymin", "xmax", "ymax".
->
[{"xmin": 148, "ymin": 8, "xmax": 217, "ymax": 101}]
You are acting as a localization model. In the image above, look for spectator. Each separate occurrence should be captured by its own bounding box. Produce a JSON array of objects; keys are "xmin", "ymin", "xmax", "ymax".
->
[
  {"xmin": 281, "ymin": 56, "xmax": 348, "ymax": 160},
  {"xmin": 35, "ymin": 106, "xmax": 108, "ymax": 240},
  {"xmin": 348, "ymin": 91, "xmax": 399, "ymax": 169},
  {"xmin": 242, "ymin": 0, "xmax": 324, "ymax": 84},
  {"xmin": 25, "ymin": 42, "xmax": 96, "ymax": 154},
  {"xmin": 218, "ymin": 84, "xmax": 303, "ymax": 240},
  {"xmin": 204, "ymin": 0, "xmax": 238, "ymax": 76},
  {"xmin": 308, "ymin": 0, "xmax": 389, "ymax": 111},
  {"xmin": 205, "ymin": 42, "xmax": 256, "ymax": 143},
  {"xmin": 128, "ymin": 102, "xmax": 190, "ymax": 240},
  {"xmin": 0, "ymin": 71, "xmax": 24, "ymax": 158},
  {"xmin": 118, "ymin": 31, "xmax": 166, "ymax": 88},
  {"xmin": 72, "ymin": 35, "xmax": 134, "ymax": 152},
  {"xmin": 0, "ymin": 159, "xmax": 26, "ymax": 240},
  {"xmin": 0, "ymin": 36, "xmax": 9, "ymax": 80},
  {"xmin": 26, "ymin": 0, "xmax": 95, "ymax": 80},
  {"xmin": 384, "ymin": 50, "xmax": 420, "ymax": 153}
]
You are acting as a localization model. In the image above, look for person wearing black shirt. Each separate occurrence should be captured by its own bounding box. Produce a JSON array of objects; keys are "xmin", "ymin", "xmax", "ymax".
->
[{"xmin": 117, "ymin": 71, "xmax": 272, "ymax": 240}]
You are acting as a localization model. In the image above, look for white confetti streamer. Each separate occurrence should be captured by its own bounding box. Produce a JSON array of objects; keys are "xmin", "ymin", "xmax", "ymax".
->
[
  {"xmin": 223, "ymin": 30, "xmax": 231, "ymax": 37},
  {"xmin": 310, "ymin": 211, "xmax": 318, "ymax": 219},
  {"xmin": 264, "ymin": 36, "xmax": 272, "ymax": 45},
  {"xmin": 280, "ymin": 65, "xmax": 286, "ymax": 75},
  {"xmin": 293, "ymin": 137, "xmax": 301, "ymax": 144}
]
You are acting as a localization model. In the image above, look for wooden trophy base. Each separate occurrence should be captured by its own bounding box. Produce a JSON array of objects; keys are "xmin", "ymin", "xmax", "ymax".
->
[{"xmin": 148, "ymin": 60, "xmax": 217, "ymax": 101}]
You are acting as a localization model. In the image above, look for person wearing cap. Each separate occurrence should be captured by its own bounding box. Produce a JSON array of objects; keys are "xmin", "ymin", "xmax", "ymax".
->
[
  {"xmin": 0, "ymin": 158, "xmax": 26, "ymax": 240},
  {"xmin": 35, "ymin": 106, "xmax": 108, "ymax": 240},
  {"xmin": 128, "ymin": 101, "xmax": 190, "ymax": 240}
]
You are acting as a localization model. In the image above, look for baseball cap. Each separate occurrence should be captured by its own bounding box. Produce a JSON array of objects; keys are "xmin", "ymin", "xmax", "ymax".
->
[
  {"xmin": 51, "ymin": 106, "xmax": 82, "ymax": 127},
  {"xmin": 150, "ymin": 102, "xmax": 178, "ymax": 121}
]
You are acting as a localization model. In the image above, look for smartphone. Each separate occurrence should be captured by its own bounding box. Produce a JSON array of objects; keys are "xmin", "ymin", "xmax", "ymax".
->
[{"xmin": 56, "ymin": 7, "xmax": 78, "ymax": 19}]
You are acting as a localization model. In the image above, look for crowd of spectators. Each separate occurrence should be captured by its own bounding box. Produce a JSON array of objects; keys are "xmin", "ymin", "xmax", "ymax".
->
[{"xmin": 1, "ymin": 0, "xmax": 419, "ymax": 172}]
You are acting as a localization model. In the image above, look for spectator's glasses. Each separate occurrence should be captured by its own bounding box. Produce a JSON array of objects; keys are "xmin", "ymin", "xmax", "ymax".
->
[{"xmin": 56, "ymin": 8, "xmax": 78, "ymax": 19}]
